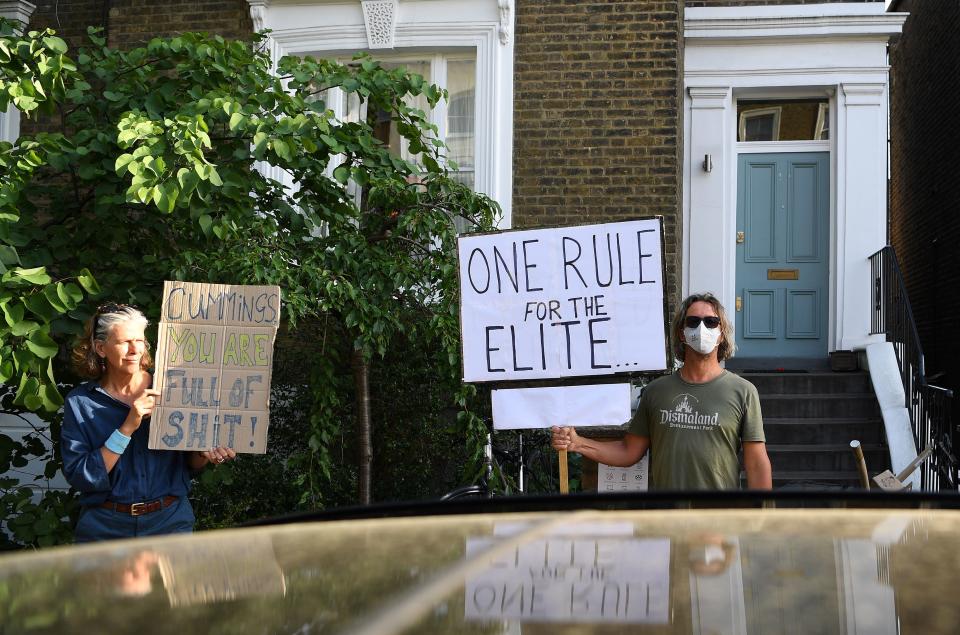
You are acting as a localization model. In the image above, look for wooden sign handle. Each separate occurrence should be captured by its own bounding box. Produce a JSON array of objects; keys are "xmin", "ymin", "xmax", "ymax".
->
[{"xmin": 558, "ymin": 449, "xmax": 570, "ymax": 494}]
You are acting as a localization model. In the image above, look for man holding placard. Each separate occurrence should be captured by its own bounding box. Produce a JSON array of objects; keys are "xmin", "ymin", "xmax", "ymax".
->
[{"xmin": 552, "ymin": 293, "xmax": 772, "ymax": 490}]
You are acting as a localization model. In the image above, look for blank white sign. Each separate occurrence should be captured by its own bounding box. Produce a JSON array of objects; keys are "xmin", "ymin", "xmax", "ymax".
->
[
  {"xmin": 491, "ymin": 384, "xmax": 632, "ymax": 430},
  {"xmin": 458, "ymin": 219, "xmax": 668, "ymax": 382}
]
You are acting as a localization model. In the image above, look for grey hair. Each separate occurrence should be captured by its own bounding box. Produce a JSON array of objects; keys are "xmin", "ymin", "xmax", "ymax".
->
[{"xmin": 94, "ymin": 306, "xmax": 149, "ymax": 343}]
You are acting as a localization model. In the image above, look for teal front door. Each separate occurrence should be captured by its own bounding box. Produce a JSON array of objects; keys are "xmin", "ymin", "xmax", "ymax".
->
[{"xmin": 735, "ymin": 153, "xmax": 829, "ymax": 359}]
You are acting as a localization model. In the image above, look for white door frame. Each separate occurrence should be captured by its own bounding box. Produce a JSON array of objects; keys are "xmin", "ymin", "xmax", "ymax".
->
[{"xmin": 683, "ymin": 3, "xmax": 906, "ymax": 353}]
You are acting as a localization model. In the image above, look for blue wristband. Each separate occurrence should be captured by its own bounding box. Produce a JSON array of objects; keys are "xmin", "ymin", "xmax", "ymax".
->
[{"xmin": 104, "ymin": 429, "xmax": 131, "ymax": 455}]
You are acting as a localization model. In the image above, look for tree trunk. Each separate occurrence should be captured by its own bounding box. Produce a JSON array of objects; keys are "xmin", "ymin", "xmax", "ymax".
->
[{"xmin": 353, "ymin": 346, "xmax": 373, "ymax": 504}]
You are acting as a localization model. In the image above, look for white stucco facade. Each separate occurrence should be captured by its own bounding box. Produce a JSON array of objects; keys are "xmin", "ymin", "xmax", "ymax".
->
[
  {"xmin": 683, "ymin": 3, "xmax": 906, "ymax": 354},
  {"xmin": 245, "ymin": 0, "xmax": 515, "ymax": 226}
]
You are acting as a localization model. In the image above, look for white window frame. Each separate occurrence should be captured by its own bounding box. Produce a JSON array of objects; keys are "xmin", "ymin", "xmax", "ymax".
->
[
  {"xmin": 0, "ymin": 107, "xmax": 19, "ymax": 144},
  {"xmin": 248, "ymin": 0, "xmax": 514, "ymax": 227},
  {"xmin": 737, "ymin": 106, "xmax": 781, "ymax": 142},
  {"xmin": 331, "ymin": 52, "xmax": 475, "ymax": 170},
  {"xmin": 815, "ymin": 102, "xmax": 830, "ymax": 141}
]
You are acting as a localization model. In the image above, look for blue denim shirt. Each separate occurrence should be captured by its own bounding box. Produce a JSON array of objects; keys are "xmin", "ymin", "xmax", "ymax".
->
[{"xmin": 61, "ymin": 381, "xmax": 192, "ymax": 506}]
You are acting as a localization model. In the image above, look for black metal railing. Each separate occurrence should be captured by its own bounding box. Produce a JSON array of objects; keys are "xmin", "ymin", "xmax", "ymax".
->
[{"xmin": 870, "ymin": 246, "xmax": 957, "ymax": 491}]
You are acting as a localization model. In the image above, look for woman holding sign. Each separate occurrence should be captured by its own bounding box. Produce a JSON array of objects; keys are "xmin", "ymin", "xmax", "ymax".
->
[{"xmin": 61, "ymin": 303, "xmax": 236, "ymax": 542}]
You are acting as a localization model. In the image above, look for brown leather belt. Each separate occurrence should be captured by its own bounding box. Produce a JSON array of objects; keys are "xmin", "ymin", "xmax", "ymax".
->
[{"xmin": 99, "ymin": 496, "xmax": 178, "ymax": 516}]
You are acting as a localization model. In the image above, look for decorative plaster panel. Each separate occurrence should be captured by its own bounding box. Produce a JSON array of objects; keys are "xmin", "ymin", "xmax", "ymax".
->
[{"xmin": 361, "ymin": 0, "xmax": 398, "ymax": 49}]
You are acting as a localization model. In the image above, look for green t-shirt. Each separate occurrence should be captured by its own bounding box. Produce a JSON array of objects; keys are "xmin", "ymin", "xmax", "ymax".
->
[{"xmin": 628, "ymin": 370, "xmax": 765, "ymax": 490}]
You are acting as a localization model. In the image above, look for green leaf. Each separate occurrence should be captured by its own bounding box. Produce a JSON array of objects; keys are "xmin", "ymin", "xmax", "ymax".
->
[
  {"xmin": 23, "ymin": 294, "xmax": 58, "ymax": 322},
  {"xmin": 0, "ymin": 245, "xmax": 20, "ymax": 266},
  {"xmin": 1, "ymin": 301, "xmax": 24, "ymax": 327},
  {"xmin": 10, "ymin": 319, "xmax": 39, "ymax": 337},
  {"xmin": 198, "ymin": 214, "xmax": 213, "ymax": 236},
  {"xmin": 333, "ymin": 165, "xmax": 350, "ymax": 184},
  {"xmin": 42, "ymin": 36, "xmax": 68, "ymax": 54},
  {"xmin": 24, "ymin": 393, "xmax": 43, "ymax": 411},
  {"xmin": 207, "ymin": 166, "xmax": 223, "ymax": 187},
  {"xmin": 253, "ymin": 132, "xmax": 268, "ymax": 154},
  {"xmin": 14, "ymin": 375, "xmax": 38, "ymax": 407},
  {"xmin": 42, "ymin": 284, "xmax": 66, "ymax": 312},
  {"xmin": 57, "ymin": 282, "xmax": 83, "ymax": 310},
  {"xmin": 228, "ymin": 111, "xmax": 244, "ymax": 131},
  {"xmin": 26, "ymin": 329, "xmax": 58, "ymax": 359},
  {"xmin": 76, "ymin": 268, "xmax": 100, "ymax": 294},
  {"xmin": 177, "ymin": 167, "xmax": 199, "ymax": 194},
  {"xmin": 115, "ymin": 153, "xmax": 136, "ymax": 176},
  {"xmin": 12, "ymin": 267, "xmax": 51, "ymax": 285},
  {"xmin": 40, "ymin": 382, "xmax": 63, "ymax": 412},
  {"xmin": 271, "ymin": 139, "xmax": 291, "ymax": 162},
  {"xmin": 0, "ymin": 359, "xmax": 14, "ymax": 383}
]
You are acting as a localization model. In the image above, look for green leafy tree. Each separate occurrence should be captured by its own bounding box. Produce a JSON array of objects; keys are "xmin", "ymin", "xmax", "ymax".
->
[
  {"xmin": 0, "ymin": 20, "xmax": 100, "ymax": 548},
  {"xmin": 0, "ymin": 19, "xmax": 498, "ymax": 545}
]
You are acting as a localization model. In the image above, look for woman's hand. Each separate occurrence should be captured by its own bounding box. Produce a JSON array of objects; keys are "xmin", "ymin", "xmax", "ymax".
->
[
  {"xmin": 201, "ymin": 447, "xmax": 237, "ymax": 466},
  {"xmin": 122, "ymin": 389, "xmax": 161, "ymax": 434},
  {"xmin": 551, "ymin": 426, "xmax": 581, "ymax": 453}
]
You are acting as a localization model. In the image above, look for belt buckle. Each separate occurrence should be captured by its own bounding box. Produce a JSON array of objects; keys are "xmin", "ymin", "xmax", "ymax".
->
[{"xmin": 130, "ymin": 502, "xmax": 147, "ymax": 516}]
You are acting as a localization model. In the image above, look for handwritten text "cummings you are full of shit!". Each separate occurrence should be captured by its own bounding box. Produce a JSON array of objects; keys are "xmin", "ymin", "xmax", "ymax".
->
[{"xmin": 156, "ymin": 285, "xmax": 279, "ymax": 450}]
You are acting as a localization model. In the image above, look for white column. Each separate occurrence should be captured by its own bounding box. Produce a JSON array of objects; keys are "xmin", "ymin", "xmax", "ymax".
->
[
  {"xmin": 0, "ymin": 1, "xmax": 36, "ymax": 143},
  {"xmin": 837, "ymin": 83, "xmax": 887, "ymax": 351},
  {"xmin": 686, "ymin": 87, "xmax": 733, "ymax": 303}
]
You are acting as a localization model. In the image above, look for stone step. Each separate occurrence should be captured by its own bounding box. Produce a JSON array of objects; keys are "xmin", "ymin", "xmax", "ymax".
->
[
  {"xmin": 763, "ymin": 417, "xmax": 886, "ymax": 445},
  {"xmin": 772, "ymin": 471, "xmax": 865, "ymax": 490},
  {"xmin": 740, "ymin": 470, "xmax": 865, "ymax": 489},
  {"xmin": 739, "ymin": 371, "xmax": 873, "ymax": 395},
  {"xmin": 766, "ymin": 443, "xmax": 889, "ymax": 473},
  {"xmin": 760, "ymin": 393, "xmax": 881, "ymax": 419}
]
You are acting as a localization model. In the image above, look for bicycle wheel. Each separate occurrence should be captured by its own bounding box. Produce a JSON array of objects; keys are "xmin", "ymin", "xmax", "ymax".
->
[{"xmin": 440, "ymin": 485, "xmax": 490, "ymax": 501}]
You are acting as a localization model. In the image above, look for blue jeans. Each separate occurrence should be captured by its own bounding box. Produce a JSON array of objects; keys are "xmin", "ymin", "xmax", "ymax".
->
[{"xmin": 74, "ymin": 496, "xmax": 196, "ymax": 543}]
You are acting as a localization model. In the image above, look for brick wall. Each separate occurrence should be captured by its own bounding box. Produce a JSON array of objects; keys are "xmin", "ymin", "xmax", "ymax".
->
[
  {"xmin": 21, "ymin": 1, "xmax": 252, "ymax": 137},
  {"xmin": 27, "ymin": 0, "xmax": 252, "ymax": 50},
  {"xmin": 888, "ymin": 0, "xmax": 960, "ymax": 397},
  {"xmin": 512, "ymin": 0, "xmax": 684, "ymax": 309}
]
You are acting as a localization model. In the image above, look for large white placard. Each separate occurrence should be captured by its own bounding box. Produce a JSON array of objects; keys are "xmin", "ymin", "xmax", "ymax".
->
[{"xmin": 458, "ymin": 219, "xmax": 667, "ymax": 382}]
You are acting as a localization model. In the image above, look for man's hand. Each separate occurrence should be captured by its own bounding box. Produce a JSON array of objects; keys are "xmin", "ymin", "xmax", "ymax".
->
[{"xmin": 551, "ymin": 426, "xmax": 582, "ymax": 453}]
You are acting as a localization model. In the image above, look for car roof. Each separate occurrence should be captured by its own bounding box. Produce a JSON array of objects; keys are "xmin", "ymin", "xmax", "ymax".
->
[{"xmin": 4, "ymin": 493, "xmax": 960, "ymax": 634}]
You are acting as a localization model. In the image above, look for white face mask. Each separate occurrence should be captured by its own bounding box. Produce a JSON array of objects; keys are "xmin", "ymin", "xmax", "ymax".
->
[{"xmin": 683, "ymin": 323, "xmax": 721, "ymax": 356}]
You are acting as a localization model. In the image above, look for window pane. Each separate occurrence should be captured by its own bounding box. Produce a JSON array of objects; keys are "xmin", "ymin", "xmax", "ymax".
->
[
  {"xmin": 737, "ymin": 99, "xmax": 829, "ymax": 142},
  {"xmin": 445, "ymin": 60, "xmax": 476, "ymax": 190},
  {"xmin": 379, "ymin": 61, "xmax": 431, "ymax": 164}
]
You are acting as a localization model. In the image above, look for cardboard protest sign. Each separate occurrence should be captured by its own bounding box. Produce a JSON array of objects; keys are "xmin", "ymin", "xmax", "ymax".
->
[
  {"xmin": 465, "ymin": 522, "xmax": 670, "ymax": 624},
  {"xmin": 148, "ymin": 281, "xmax": 281, "ymax": 454},
  {"xmin": 458, "ymin": 219, "xmax": 668, "ymax": 383},
  {"xmin": 156, "ymin": 537, "xmax": 286, "ymax": 607}
]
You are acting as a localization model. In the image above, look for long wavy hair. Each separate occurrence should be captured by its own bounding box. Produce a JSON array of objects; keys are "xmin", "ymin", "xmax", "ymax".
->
[
  {"xmin": 670, "ymin": 292, "xmax": 736, "ymax": 363},
  {"xmin": 72, "ymin": 304, "xmax": 153, "ymax": 379}
]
